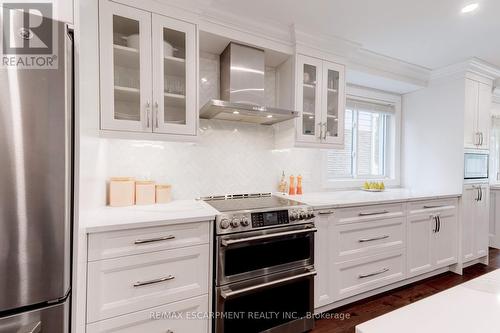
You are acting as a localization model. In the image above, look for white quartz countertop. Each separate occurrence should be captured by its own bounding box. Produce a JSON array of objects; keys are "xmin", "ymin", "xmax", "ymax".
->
[
  {"xmin": 278, "ymin": 188, "xmax": 461, "ymax": 209},
  {"xmin": 356, "ymin": 269, "xmax": 500, "ymax": 333},
  {"xmin": 83, "ymin": 200, "xmax": 218, "ymax": 233}
]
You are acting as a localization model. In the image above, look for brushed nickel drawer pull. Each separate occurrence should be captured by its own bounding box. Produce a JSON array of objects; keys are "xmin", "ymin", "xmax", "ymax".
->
[
  {"xmin": 358, "ymin": 210, "xmax": 389, "ymax": 217},
  {"xmin": 423, "ymin": 205, "xmax": 445, "ymax": 209},
  {"xmin": 358, "ymin": 235, "xmax": 389, "ymax": 243},
  {"xmin": 133, "ymin": 275, "xmax": 175, "ymax": 287},
  {"xmin": 318, "ymin": 210, "xmax": 334, "ymax": 215},
  {"xmin": 134, "ymin": 235, "xmax": 175, "ymax": 244},
  {"xmin": 358, "ymin": 268, "xmax": 389, "ymax": 279}
]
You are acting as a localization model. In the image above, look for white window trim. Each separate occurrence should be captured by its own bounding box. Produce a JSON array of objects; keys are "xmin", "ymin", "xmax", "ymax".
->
[{"xmin": 322, "ymin": 84, "xmax": 402, "ymax": 189}]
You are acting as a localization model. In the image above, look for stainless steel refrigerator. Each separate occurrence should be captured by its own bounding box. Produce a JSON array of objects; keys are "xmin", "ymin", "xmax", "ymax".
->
[{"xmin": 0, "ymin": 20, "xmax": 73, "ymax": 332}]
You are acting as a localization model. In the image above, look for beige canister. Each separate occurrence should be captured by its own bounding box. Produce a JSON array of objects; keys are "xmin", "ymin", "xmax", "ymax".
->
[
  {"xmin": 109, "ymin": 177, "xmax": 135, "ymax": 207},
  {"xmin": 156, "ymin": 185, "xmax": 172, "ymax": 204},
  {"xmin": 135, "ymin": 181, "xmax": 156, "ymax": 205}
]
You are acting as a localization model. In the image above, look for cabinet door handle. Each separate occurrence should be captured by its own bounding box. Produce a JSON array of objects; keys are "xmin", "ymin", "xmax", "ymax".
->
[
  {"xmin": 155, "ymin": 101, "xmax": 159, "ymax": 128},
  {"xmin": 317, "ymin": 122, "xmax": 323, "ymax": 140},
  {"xmin": 358, "ymin": 235, "xmax": 389, "ymax": 243},
  {"xmin": 480, "ymin": 132, "xmax": 484, "ymax": 146},
  {"xmin": 359, "ymin": 210, "xmax": 389, "ymax": 217},
  {"xmin": 479, "ymin": 187, "xmax": 483, "ymax": 201},
  {"xmin": 431, "ymin": 215, "xmax": 438, "ymax": 233},
  {"xmin": 145, "ymin": 101, "xmax": 151, "ymax": 128},
  {"xmin": 322, "ymin": 122, "xmax": 327, "ymax": 140},
  {"xmin": 437, "ymin": 215, "xmax": 441, "ymax": 233},
  {"xmin": 359, "ymin": 268, "xmax": 389, "ymax": 279},
  {"xmin": 133, "ymin": 274, "xmax": 175, "ymax": 287},
  {"xmin": 134, "ymin": 235, "xmax": 175, "ymax": 244}
]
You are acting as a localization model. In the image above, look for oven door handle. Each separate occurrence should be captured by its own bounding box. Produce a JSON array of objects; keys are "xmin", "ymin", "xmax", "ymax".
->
[
  {"xmin": 220, "ymin": 270, "xmax": 317, "ymax": 299},
  {"xmin": 220, "ymin": 228, "xmax": 317, "ymax": 247}
]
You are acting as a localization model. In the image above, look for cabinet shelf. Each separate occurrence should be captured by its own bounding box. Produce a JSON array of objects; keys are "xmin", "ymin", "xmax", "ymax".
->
[
  {"xmin": 164, "ymin": 92, "xmax": 185, "ymax": 108},
  {"xmin": 114, "ymin": 85, "xmax": 140, "ymax": 102},
  {"xmin": 113, "ymin": 45, "xmax": 140, "ymax": 69},
  {"xmin": 164, "ymin": 56, "xmax": 186, "ymax": 77}
]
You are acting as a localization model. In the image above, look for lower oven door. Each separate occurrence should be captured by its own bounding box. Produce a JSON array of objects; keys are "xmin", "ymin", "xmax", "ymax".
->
[
  {"xmin": 216, "ymin": 267, "xmax": 315, "ymax": 333},
  {"xmin": 217, "ymin": 223, "xmax": 316, "ymax": 285}
]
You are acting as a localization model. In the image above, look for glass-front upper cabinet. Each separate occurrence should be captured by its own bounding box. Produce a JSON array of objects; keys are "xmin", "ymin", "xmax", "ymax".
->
[
  {"xmin": 297, "ymin": 55, "xmax": 323, "ymax": 143},
  {"xmin": 100, "ymin": 1, "xmax": 152, "ymax": 132},
  {"xmin": 295, "ymin": 54, "xmax": 345, "ymax": 148},
  {"xmin": 152, "ymin": 15, "xmax": 196, "ymax": 135},
  {"xmin": 99, "ymin": 0, "xmax": 197, "ymax": 137},
  {"xmin": 322, "ymin": 62, "xmax": 345, "ymax": 145}
]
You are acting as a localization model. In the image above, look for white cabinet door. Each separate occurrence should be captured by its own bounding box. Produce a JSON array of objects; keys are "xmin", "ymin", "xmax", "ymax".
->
[
  {"xmin": 432, "ymin": 210, "xmax": 458, "ymax": 268},
  {"xmin": 462, "ymin": 186, "xmax": 476, "ymax": 261},
  {"xmin": 464, "ymin": 78, "xmax": 479, "ymax": 148},
  {"xmin": 477, "ymin": 82, "xmax": 492, "ymax": 149},
  {"xmin": 476, "ymin": 185, "xmax": 490, "ymax": 258},
  {"xmin": 321, "ymin": 61, "xmax": 345, "ymax": 146},
  {"xmin": 100, "ymin": 0, "xmax": 153, "ymax": 132},
  {"xmin": 407, "ymin": 214, "xmax": 433, "ymax": 277},
  {"xmin": 152, "ymin": 14, "xmax": 197, "ymax": 136},
  {"xmin": 296, "ymin": 55, "xmax": 323, "ymax": 144},
  {"xmin": 314, "ymin": 212, "xmax": 335, "ymax": 308}
]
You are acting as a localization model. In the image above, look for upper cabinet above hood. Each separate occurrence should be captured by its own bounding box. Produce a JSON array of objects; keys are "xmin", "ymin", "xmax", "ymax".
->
[{"xmin": 199, "ymin": 42, "xmax": 299, "ymax": 125}]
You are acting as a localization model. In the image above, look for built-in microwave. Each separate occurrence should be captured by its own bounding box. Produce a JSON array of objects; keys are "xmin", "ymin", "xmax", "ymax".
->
[{"xmin": 464, "ymin": 150, "xmax": 489, "ymax": 180}]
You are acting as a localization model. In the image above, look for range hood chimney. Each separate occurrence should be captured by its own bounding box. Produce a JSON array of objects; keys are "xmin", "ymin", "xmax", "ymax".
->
[{"xmin": 200, "ymin": 42, "xmax": 298, "ymax": 125}]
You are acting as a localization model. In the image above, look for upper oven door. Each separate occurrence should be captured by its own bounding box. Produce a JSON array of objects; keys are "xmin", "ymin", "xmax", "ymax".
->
[
  {"xmin": 217, "ymin": 223, "xmax": 316, "ymax": 285},
  {"xmin": 464, "ymin": 152, "xmax": 489, "ymax": 180}
]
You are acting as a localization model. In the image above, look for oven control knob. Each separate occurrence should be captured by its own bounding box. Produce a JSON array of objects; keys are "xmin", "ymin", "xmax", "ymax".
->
[
  {"xmin": 240, "ymin": 217, "xmax": 250, "ymax": 227},
  {"xmin": 308, "ymin": 212, "xmax": 315, "ymax": 219},
  {"xmin": 291, "ymin": 211, "xmax": 299, "ymax": 221},
  {"xmin": 230, "ymin": 218, "xmax": 241, "ymax": 228},
  {"xmin": 220, "ymin": 218, "xmax": 230, "ymax": 229},
  {"xmin": 300, "ymin": 211, "xmax": 307, "ymax": 219}
]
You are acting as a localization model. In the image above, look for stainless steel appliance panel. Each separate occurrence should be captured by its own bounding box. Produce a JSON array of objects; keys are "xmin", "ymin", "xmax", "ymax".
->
[
  {"xmin": 0, "ymin": 21, "xmax": 72, "ymax": 312},
  {"xmin": 0, "ymin": 298, "xmax": 69, "ymax": 333}
]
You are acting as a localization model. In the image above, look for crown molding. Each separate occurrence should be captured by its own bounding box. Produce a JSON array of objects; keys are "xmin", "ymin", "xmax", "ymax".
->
[{"xmin": 430, "ymin": 58, "xmax": 500, "ymax": 82}]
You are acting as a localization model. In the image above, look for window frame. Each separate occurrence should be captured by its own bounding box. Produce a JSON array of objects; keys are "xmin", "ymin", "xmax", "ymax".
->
[{"xmin": 322, "ymin": 85, "xmax": 401, "ymax": 189}]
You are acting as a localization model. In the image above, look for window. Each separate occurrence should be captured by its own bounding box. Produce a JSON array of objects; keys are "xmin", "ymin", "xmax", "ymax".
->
[{"xmin": 325, "ymin": 97, "xmax": 397, "ymax": 185}]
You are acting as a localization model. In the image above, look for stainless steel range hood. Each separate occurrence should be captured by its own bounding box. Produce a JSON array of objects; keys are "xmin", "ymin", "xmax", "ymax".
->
[{"xmin": 200, "ymin": 42, "xmax": 299, "ymax": 125}]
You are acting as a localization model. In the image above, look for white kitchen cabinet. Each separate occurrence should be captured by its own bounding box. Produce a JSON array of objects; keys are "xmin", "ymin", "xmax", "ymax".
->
[
  {"xmin": 314, "ymin": 211, "xmax": 335, "ymax": 308},
  {"xmin": 464, "ymin": 78, "xmax": 492, "ymax": 149},
  {"xmin": 296, "ymin": 54, "xmax": 345, "ymax": 147},
  {"xmin": 407, "ymin": 199, "xmax": 458, "ymax": 278},
  {"xmin": 462, "ymin": 184, "xmax": 490, "ymax": 262},
  {"xmin": 99, "ymin": 0, "xmax": 197, "ymax": 137},
  {"xmin": 490, "ymin": 188, "xmax": 500, "ymax": 249}
]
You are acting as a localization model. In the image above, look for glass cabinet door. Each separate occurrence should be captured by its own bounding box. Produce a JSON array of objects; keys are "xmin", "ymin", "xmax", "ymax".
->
[
  {"xmin": 322, "ymin": 62, "xmax": 345, "ymax": 145},
  {"xmin": 296, "ymin": 55, "xmax": 323, "ymax": 143},
  {"xmin": 152, "ymin": 14, "xmax": 196, "ymax": 135},
  {"xmin": 99, "ymin": 1, "xmax": 152, "ymax": 132}
]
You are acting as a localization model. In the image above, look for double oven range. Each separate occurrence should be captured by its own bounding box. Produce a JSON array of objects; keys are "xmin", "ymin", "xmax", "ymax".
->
[{"xmin": 203, "ymin": 193, "xmax": 316, "ymax": 333}]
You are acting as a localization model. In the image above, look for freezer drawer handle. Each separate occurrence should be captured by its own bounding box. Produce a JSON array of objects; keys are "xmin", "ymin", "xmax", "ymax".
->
[
  {"xmin": 220, "ymin": 270, "xmax": 317, "ymax": 299},
  {"xmin": 221, "ymin": 228, "xmax": 317, "ymax": 247},
  {"xmin": 358, "ymin": 268, "xmax": 389, "ymax": 279},
  {"xmin": 358, "ymin": 210, "xmax": 389, "ymax": 217},
  {"xmin": 358, "ymin": 235, "xmax": 389, "ymax": 243},
  {"xmin": 133, "ymin": 275, "xmax": 175, "ymax": 287},
  {"xmin": 134, "ymin": 235, "xmax": 175, "ymax": 244}
]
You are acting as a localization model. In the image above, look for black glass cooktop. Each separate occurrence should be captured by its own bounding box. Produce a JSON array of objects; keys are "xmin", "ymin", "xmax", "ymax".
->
[{"xmin": 202, "ymin": 194, "xmax": 304, "ymax": 212}]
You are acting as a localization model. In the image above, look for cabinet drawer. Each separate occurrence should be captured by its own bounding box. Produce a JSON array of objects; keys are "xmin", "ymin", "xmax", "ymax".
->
[
  {"xmin": 334, "ymin": 203, "xmax": 405, "ymax": 225},
  {"xmin": 87, "ymin": 245, "xmax": 209, "ymax": 323},
  {"xmin": 408, "ymin": 198, "xmax": 458, "ymax": 215},
  {"xmin": 86, "ymin": 295, "xmax": 208, "ymax": 333},
  {"xmin": 335, "ymin": 217, "xmax": 405, "ymax": 262},
  {"xmin": 88, "ymin": 222, "xmax": 210, "ymax": 261},
  {"xmin": 334, "ymin": 250, "xmax": 405, "ymax": 300}
]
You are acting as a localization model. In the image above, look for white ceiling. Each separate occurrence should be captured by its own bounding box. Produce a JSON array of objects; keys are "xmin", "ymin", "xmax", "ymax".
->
[{"xmin": 197, "ymin": 0, "xmax": 500, "ymax": 70}]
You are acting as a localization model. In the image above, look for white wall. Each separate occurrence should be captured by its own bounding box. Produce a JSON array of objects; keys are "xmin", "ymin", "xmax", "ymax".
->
[{"xmin": 402, "ymin": 77, "xmax": 465, "ymax": 194}]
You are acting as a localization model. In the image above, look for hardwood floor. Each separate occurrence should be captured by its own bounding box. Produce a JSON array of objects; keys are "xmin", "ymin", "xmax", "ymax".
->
[{"xmin": 311, "ymin": 248, "xmax": 500, "ymax": 333}]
